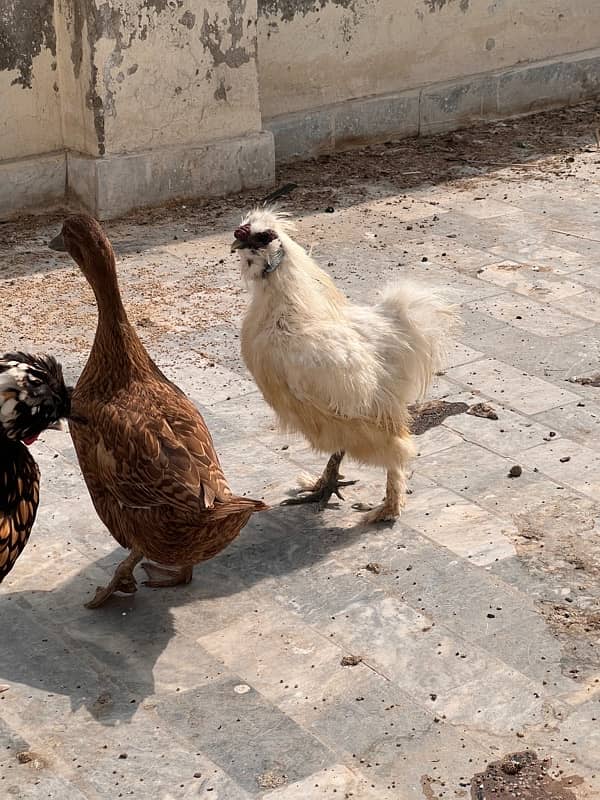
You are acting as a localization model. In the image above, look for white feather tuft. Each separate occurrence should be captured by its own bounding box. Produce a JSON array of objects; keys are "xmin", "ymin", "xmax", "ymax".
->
[
  {"xmin": 242, "ymin": 207, "xmax": 296, "ymax": 236},
  {"xmin": 240, "ymin": 218, "xmax": 460, "ymax": 469}
]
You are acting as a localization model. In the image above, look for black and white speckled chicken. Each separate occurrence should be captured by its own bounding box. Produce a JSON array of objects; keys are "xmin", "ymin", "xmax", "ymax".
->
[{"xmin": 0, "ymin": 352, "xmax": 72, "ymax": 582}]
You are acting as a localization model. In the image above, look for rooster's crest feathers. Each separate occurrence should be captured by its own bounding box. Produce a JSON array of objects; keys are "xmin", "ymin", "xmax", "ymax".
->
[{"xmin": 241, "ymin": 207, "xmax": 295, "ymax": 237}]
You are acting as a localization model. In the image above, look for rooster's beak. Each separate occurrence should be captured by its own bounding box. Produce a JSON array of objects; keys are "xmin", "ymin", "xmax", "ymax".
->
[
  {"xmin": 49, "ymin": 232, "xmax": 67, "ymax": 252},
  {"xmin": 230, "ymin": 239, "xmax": 245, "ymax": 252}
]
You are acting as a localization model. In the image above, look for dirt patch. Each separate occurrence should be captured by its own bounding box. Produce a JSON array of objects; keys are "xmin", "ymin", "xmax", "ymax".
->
[
  {"xmin": 470, "ymin": 751, "xmax": 583, "ymax": 800},
  {"xmin": 539, "ymin": 602, "xmax": 600, "ymax": 635},
  {"xmin": 567, "ymin": 374, "xmax": 600, "ymax": 387},
  {"xmin": 16, "ymin": 750, "xmax": 46, "ymax": 768},
  {"xmin": 513, "ymin": 497, "xmax": 600, "ymax": 680},
  {"xmin": 409, "ymin": 400, "xmax": 469, "ymax": 434},
  {"xmin": 257, "ymin": 769, "xmax": 287, "ymax": 789}
]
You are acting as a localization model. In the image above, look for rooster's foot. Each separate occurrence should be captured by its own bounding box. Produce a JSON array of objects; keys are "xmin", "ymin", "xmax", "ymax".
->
[
  {"xmin": 281, "ymin": 451, "xmax": 356, "ymax": 511},
  {"xmin": 141, "ymin": 563, "xmax": 193, "ymax": 588},
  {"xmin": 361, "ymin": 492, "xmax": 404, "ymax": 523},
  {"xmin": 281, "ymin": 477, "xmax": 357, "ymax": 511},
  {"xmin": 85, "ymin": 551, "xmax": 142, "ymax": 609}
]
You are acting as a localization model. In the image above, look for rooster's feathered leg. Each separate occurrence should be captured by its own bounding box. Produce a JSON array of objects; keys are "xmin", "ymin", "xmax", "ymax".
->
[
  {"xmin": 362, "ymin": 434, "xmax": 414, "ymax": 523},
  {"xmin": 281, "ymin": 451, "xmax": 357, "ymax": 510}
]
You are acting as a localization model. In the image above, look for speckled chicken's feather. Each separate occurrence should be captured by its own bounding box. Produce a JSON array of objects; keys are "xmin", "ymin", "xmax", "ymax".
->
[
  {"xmin": 0, "ymin": 442, "xmax": 40, "ymax": 582},
  {"xmin": 0, "ymin": 352, "xmax": 71, "ymax": 442}
]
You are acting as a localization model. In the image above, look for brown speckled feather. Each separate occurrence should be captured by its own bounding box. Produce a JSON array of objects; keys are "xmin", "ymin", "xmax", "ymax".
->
[
  {"xmin": 0, "ymin": 441, "xmax": 40, "ymax": 582},
  {"xmin": 65, "ymin": 215, "xmax": 266, "ymax": 568}
]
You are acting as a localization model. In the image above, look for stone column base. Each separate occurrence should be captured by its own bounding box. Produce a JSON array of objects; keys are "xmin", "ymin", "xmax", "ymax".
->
[
  {"xmin": 0, "ymin": 153, "xmax": 66, "ymax": 219},
  {"xmin": 67, "ymin": 131, "xmax": 275, "ymax": 220}
]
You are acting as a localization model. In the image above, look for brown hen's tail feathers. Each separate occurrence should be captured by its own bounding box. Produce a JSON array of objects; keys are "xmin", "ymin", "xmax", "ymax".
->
[{"xmin": 210, "ymin": 495, "xmax": 269, "ymax": 519}]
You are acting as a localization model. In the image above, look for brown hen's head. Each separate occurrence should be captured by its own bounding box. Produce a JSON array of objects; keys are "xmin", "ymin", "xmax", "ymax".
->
[
  {"xmin": 0, "ymin": 353, "xmax": 72, "ymax": 445},
  {"xmin": 49, "ymin": 214, "xmax": 116, "ymax": 288}
]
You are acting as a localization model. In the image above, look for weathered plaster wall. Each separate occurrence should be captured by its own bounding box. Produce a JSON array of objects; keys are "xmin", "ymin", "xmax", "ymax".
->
[
  {"xmin": 0, "ymin": 0, "xmax": 62, "ymax": 160},
  {"xmin": 257, "ymin": 0, "xmax": 600, "ymax": 119},
  {"xmin": 0, "ymin": 0, "xmax": 273, "ymax": 218},
  {"xmin": 55, "ymin": 0, "xmax": 263, "ymax": 157}
]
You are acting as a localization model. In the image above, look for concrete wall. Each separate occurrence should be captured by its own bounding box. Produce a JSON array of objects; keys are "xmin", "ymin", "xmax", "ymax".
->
[
  {"xmin": 0, "ymin": 0, "xmax": 274, "ymax": 218},
  {"xmin": 0, "ymin": 0, "xmax": 62, "ymax": 160},
  {"xmin": 1, "ymin": 0, "xmax": 600, "ymax": 218},
  {"xmin": 257, "ymin": 1, "xmax": 600, "ymax": 118},
  {"xmin": 258, "ymin": 1, "xmax": 600, "ymax": 160}
]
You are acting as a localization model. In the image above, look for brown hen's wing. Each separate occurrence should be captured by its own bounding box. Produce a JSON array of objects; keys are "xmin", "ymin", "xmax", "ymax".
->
[
  {"xmin": 0, "ymin": 447, "xmax": 40, "ymax": 582},
  {"xmin": 89, "ymin": 402, "xmax": 227, "ymax": 516},
  {"xmin": 162, "ymin": 395, "xmax": 231, "ymax": 499}
]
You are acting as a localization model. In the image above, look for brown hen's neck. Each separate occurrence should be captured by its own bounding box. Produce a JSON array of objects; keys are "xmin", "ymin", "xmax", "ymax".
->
[{"xmin": 89, "ymin": 257, "xmax": 153, "ymax": 378}]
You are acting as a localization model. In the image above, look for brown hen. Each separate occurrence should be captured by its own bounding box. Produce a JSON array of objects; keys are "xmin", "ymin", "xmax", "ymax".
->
[{"xmin": 49, "ymin": 214, "xmax": 266, "ymax": 608}]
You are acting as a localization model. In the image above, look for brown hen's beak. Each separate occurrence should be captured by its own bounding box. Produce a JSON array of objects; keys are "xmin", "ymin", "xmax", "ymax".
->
[
  {"xmin": 49, "ymin": 232, "xmax": 67, "ymax": 251},
  {"xmin": 230, "ymin": 239, "xmax": 245, "ymax": 252}
]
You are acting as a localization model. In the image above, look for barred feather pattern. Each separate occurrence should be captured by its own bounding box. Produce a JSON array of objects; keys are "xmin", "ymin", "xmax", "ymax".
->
[{"xmin": 0, "ymin": 441, "xmax": 40, "ymax": 582}]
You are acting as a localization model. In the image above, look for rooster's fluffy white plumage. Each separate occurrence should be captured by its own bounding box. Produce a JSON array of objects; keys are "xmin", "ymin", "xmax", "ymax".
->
[{"xmin": 233, "ymin": 209, "xmax": 458, "ymax": 521}]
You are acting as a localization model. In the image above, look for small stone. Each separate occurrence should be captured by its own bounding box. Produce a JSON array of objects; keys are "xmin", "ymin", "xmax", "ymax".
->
[
  {"xmin": 559, "ymin": 456, "xmax": 571, "ymax": 463},
  {"xmin": 341, "ymin": 654, "xmax": 363, "ymax": 667},
  {"xmin": 508, "ymin": 465, "xmax": 522, "ymax": 478},
  {"xmin": 365, "ymin": 562, "xmax": 381, "ymax": 574},
  {"xmin": 467, "ymin": 402, "xmax": 498, "ymax": 421},
  {"xmin": 118, "ymin": 753, "xmax": 128, "ymax": 759},
  {"xmin": 325, "ymin": 206, "xmax": 335, "ymax": 213}
]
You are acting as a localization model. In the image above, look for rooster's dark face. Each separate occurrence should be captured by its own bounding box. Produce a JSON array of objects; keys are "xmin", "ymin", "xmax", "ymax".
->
[
  {"xmin": 231, "ymin": 218, "xmax": 284, "ymax": 279},
  {"xmin": 231, "ymin": 224, "xmax": 278, "ymax": 252}
]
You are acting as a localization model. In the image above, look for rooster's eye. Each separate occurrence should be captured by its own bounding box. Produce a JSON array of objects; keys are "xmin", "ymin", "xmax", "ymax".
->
[{"xmin": 255, "ymin": 231, "xmax": 273, "ymax": 246}]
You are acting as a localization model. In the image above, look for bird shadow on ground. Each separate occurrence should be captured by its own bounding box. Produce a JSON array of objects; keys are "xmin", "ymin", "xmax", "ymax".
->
[{"xmin": 0, "ymin": 502, "xmax": 384, "ymax": 726}]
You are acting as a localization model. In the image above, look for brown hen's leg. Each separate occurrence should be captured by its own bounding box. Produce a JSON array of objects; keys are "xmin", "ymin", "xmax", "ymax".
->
[
  {"xmin": 141, "ymin": 563, "xmax": 193, "ymax": 588},
  {"xmin": 281, "ymin": 451, "xmax": 357, "ymax": 511},
  {"xmin": 85, "ymin": 549, "xmax": 142, "ymax": 609}
]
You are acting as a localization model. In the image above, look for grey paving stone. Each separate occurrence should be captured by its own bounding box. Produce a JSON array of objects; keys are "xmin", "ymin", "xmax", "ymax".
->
[
  {"xmin": 155, "ymin": 679, "xmax": 333, "ymax": 795},
  {"xmin": 3, "ymin": 106, "xmax": 600, "ymax": 798}
]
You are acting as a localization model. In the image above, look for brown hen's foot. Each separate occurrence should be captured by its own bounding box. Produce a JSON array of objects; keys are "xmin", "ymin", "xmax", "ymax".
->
[
  {"xmin": 141, "ymin": 563, "xmax": 193, "ymax": 588},
  {"xmin": 281, "ymin": 451, "xmax": 356, "ymax": 511},
  {"xmin": 85, "ymin": 550, "xmax": 142, "ymax": 609}
]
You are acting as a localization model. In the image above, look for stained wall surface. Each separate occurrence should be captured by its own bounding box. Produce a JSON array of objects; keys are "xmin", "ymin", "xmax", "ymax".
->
[
  {"xmin": 257, "ymin": 1, "xmax": 600, "ymax": 119},
  {"xmin": 1, "ymin": 0, "xmax": 599, "ymax": 216},
  {"xmin": 0, "ymin": 0, "xmax": 62, "ymax": 160}
]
